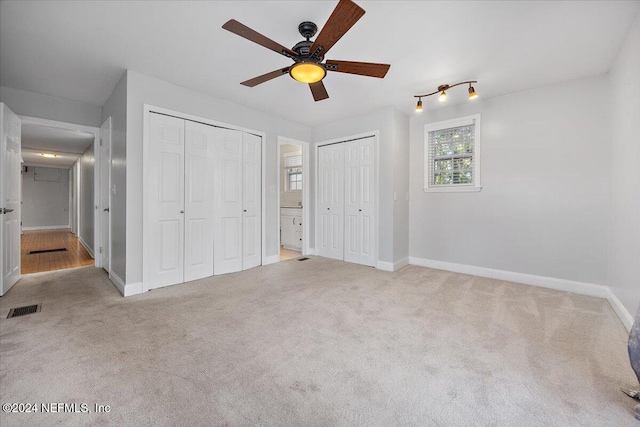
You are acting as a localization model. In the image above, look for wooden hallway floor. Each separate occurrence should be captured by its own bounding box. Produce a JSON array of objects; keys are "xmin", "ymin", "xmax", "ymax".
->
[{"xmin": 21, "ymin": 229, "xmax": 94, "ymax": 274}]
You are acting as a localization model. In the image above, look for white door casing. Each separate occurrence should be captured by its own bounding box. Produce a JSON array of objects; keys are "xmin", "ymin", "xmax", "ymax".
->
[
  {"xmin": 0, "ymin": 103, "xmax": 21, "ymax": 295},
  {"xmin": 213, "ymin": 127, "xmax": 243, "ymax": 275},
  {"xmin": 100, "ymin": 117, "xmax": 112, "ymax": 273},
  {"xmin": 242, "ymin": 132, "xmax": 262, "ymax": 270},
  {"xmin": 344, "ymin": 137, "xmax": 376, "ymax": 267},
  {"xmin": 146, "ymin": 113, "xmax": 185, "ymax": 289},
  {"xmin": 184, "ymin": 121, "xmax": 215, "ymax": 282},
  {"xmin": 317, "ymin": 143, "xmax": 345, "ymax": 260}
]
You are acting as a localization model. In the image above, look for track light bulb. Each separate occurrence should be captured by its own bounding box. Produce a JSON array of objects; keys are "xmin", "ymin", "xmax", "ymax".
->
[
  {"xmin": 468, "ymin": 85, "xmax": 478, "ymax": 100},
  {"xmin": 415, "ymin": 98, "xmax": 423, "ymax": 112},
  {"xmin": 439, "ymin": 90, "xmax": 447, "ymax": 102}
]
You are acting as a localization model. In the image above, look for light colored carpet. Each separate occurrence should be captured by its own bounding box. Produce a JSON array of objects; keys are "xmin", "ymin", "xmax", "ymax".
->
[{"xmin": 0, "ymin": 258, "xmax": 636, "ymax": 426}]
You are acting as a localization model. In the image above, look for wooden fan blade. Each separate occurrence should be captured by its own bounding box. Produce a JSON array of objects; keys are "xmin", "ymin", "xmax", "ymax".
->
[
  {"xmin": 310, "ymin": 0, "xmax": 365, "ymax": 57},
  {"xmin": 241, "ymin": 67, "xmax": 290, "ymax": 87},
  {"xmin": 222, "ymin": 19, "xmax": 298, "ymax": 58},
  {"xmin": 325, "ymin": 60, "xmax": 390, "ymax": 78},
  {"xmin": 309, "ymin": 81, "xmax": 329, "ymax": 101}
]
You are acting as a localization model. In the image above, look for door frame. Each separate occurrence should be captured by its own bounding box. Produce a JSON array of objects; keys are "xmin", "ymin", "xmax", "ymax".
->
[
  {"xmin": 277, "ymin": 136, "xmax": 310, "ymax": 258},
  {"xmin": 100, "ymin": 117, "xmax": 112, "ymax": 276},
  {"xmin": 142, "ymin": 104, "xmax": 267, "ymax": 292},
  {"xmin": 314, "ymin": 131, "xmax": 379, "ymax": 267},
  {"xmin": 18, "ymin": 115, "xmax": 102, "ymax": 268}
]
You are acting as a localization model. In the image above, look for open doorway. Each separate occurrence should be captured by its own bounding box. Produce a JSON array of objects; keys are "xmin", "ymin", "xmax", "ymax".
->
[
  {"xmin": 19, "ymin": 117, "xmax": 101, "ymax": 275},
  {"xmin": 277, "ymin": 137, "xmax": 310, "ymax": 262}
]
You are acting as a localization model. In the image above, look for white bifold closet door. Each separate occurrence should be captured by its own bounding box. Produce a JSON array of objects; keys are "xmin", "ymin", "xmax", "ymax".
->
[
  {"xmin": 213, "ymin": 128, "xmax": 262, "ymax": 275},
  {"xmin": 184, "ymin": 121, "xmax": 215, "ymax": 282},
  {"xmin": 317, "ymin": 137, "xmax": 375, "ymax": 266},
  {"xmin": 146, "ymin": 114, "xmax": 215, "ymax": 288},
  {"xmin": 344, "ymin": 137, "xmax": 376, "ymax": 267},
  {"xmin": 317, "ymin": 143, "xmax": 345, "ymax": 260}
]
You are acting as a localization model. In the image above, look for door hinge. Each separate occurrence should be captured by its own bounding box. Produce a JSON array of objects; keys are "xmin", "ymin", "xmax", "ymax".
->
[
  {"xmin": 99, "ymin": 247, "xmax": 102, "ymax": 254},
  {"xmin": 100, "ymin": 138, "xmax": 103, "ymax": 146}
]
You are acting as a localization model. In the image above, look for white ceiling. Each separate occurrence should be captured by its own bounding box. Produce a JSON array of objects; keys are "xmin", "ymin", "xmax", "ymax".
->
[
  {"xmin": 21, "ymin": 123, "xmax": 94, "ymax": 168},
  {"xmin": 1, "ymin": 1, "xmax": 638, "ymax": 127}
]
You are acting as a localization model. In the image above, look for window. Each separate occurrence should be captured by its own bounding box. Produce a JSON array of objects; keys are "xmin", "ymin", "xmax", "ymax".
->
[
  {"xmin": 284, "ymin": 152, "xmax": 302, "ymax": 191},
  {"xmin": 424, "ymin": 114, "xmax": 481, "ymax": 192},
  {"xmin": 287, "ymin": 168, "xmax": 302, "ymax": 191}
]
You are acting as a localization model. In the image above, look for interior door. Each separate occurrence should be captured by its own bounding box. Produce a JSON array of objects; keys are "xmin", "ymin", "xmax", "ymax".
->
[
  {"xmin": 242, "ymin": 132, "xmax": 261, "ymax": 270},
  {"xmin": 146, "ymin": 113, "xmax": 185, "ymax": 288},
  {"xmin": 0, "ymin": 103, "xmax": 21, "ymax": 296},
  {"xmin": 344, "ymin": 137, "xmax": 376, "ymax": 266},
  {"xmin": 317, "ymin": 143, "xmax": 344, "ymax": 260},
  {"xmin": 100, "ymin": 117, "xmax": 111, "ymax": 272},
  {"xmin": 184, "ymin": 121, "xmax": 215, "ymax": 281},
  {"xmin": 213, "ymin": 127, "xmax": 243, "ymax": 274}
]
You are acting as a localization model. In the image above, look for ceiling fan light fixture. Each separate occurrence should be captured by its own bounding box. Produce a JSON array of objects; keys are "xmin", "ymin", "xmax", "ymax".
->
[
  {"xmin": 439, "ymin": 90, "xmax": 447, "ymax": 102},
  {"xmin": 289, "ymin": 62, "xmax": 326, "ymax": 84},
  {"xmin": 415, "ymin": 98, "xmax": 423, "ymax": 112},
  {"xmin": 468, "ymin": 85, "xmax": 478, "ymax": 100}
]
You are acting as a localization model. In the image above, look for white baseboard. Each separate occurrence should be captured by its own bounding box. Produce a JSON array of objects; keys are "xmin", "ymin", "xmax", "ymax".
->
[
  {"xmin": 124, "ymin": 282, "xmax": 144, "ymax": 297},
  {"xmin": 22, "ymin": 225, "xmax": 70, "ymax": 231},
  {"xmin": 605, "ymin": 289, "xmax": 634, "ymax": 331},
  {"xmin": 376, "ymin": 257, "xmax": 410, "ymax": 272},
  {"xmin": 110, "ymin": 272, "xmax": 125, "ymax": 295},
  {"xmin": 376, "ymin": 261, "xmax": 394, "ymax": 271},
  {"xmin": 263, "ymin": 255, "xmax": 280, "ymax": 266},
  {"xmin": 110, "ymin": 272, "xmax": 144, "ymax": 297},
  {"xmin": 408, "ymin": 257, "xmax": 633, "ymax": 331},
  {"xmin": 78, "ymin": 236, "xmax": 94, "ymax": 258},
  {"xmin": 394, "ymin": 257, "xmax": 410, "ymax": 271}
]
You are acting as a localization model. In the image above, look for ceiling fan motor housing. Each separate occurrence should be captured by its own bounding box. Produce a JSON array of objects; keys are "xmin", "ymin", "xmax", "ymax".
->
[
  {"xmin": 292, "ymin": 40, "xmax": 314, "ymax": 57},
  {"xmin": 298, "ymin": 21, "xmax": 318, "ymax": 40}
]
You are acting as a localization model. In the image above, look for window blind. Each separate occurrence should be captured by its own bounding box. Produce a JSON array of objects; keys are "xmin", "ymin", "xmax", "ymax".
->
[
  {"xmin": 428, "ymin": 124, "xmax": 475, "ymax": 186},
  {"xmin": 284, "ymin": 153, "xmax": 302, "ymax": 167}
]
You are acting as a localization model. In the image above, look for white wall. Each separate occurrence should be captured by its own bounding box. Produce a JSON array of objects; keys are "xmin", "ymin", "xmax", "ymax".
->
[
  {"xmin": 77, "ymin": 144, "xmax": 95, "ymax": 254},
  {"xmin": 393, "ymin": 109, "xmax": 410, "ymax": 263},
  {"xmin": 21, "ymin": 166, "xmax": 69, "ymax": 228},
  {"xmin": 124, "ymin": 70, "xmax": 312, "ymax": 286},
  {"xmin": 608, "ymin": 12, "xmax": 640, "ymax": 317},
  {"xmin": 102, "ymin": 72, "xmax": 127, "ymax": 282},
  {"xmin": 409, "ymin": 75, "xmax": 609, "ymax": 286},
  {"xmin": 0, "ymin": 86, "xmax": 102, "ymax": 127},
  {"xmin": 311, "ymin": 107, "xmax": 410, "ymax": 265}
]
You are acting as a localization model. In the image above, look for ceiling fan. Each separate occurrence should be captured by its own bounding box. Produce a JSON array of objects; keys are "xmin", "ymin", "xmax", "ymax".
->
[{"xmin": 222, "ymin": 0, "xmax": 391, "ymax": 102}]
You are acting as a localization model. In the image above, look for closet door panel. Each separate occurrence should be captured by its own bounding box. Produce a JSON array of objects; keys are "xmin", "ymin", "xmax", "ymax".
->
[
  {"xmin": 242, "ymin": 132, "xmax": 262, "ymax": 270},
  {"xmin": 184, "ymin": 121, "xmax": 215, "ymax": 282},
  {"xmin": 146, "ymin": 113, "xmax": 185, "ymax": 288},
  {"xmin": 344, "ymin": 140, "xmax": 360, "ymax": 263},
  {"xmin": 317, "ymin": 144, "xmax": 344, "ymax": 260},
  {"xmin": 359, "ymin": 137, "xmax": 376, "ymax": 266},
  {"xmin": 214, "ymin": 127, "xmax": 243, "ymax": 274}
]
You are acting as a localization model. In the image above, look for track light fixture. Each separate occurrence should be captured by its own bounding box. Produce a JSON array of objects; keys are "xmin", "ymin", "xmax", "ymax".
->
[{"xmin": 414, "ymin": 80, "xmax": 478, "ymax": 112}]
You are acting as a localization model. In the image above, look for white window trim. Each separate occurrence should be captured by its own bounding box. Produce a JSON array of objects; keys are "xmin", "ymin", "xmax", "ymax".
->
[
  {"xmin": 284, "ymin": 151, "xmax": 303, "ymax": 192},
  {"xmin": 424, "ymin": 114, "xmax": 482, "ymax": 193}
]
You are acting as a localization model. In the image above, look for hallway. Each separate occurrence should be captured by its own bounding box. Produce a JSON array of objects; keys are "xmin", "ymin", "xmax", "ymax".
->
[{"xmin": 21, "ymin": 229, "xmax": 94, "ymax": 274}]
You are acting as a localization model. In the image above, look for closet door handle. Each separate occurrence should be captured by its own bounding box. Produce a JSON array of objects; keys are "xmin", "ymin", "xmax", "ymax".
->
[
  {"xmin": 244, "ymin": 209, "xmax": 247, "ymax": 213},
  {"xmin": 359, "ymin": 209, "xmax": 362, "ymax": 212},
  {"xmin": 293, "ymin": 218, "xmax": 296, "ymax": 225},
  {"xmin": 180, "ymin": 210, "xmax": 184, "ymax": 214},
  {"xmin": 327, "ymin": 207, "xmax": 330, "ymax": 210}
]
